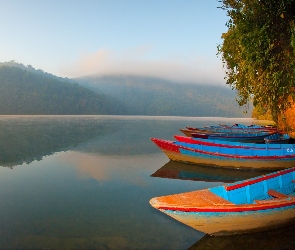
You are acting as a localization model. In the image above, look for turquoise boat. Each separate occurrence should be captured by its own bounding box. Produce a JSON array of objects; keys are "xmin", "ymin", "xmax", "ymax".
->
[
  {"xmin": 264, "ymin": 132, "xmax": 290, "ymax": 144},
  {"xmin": 150, "ymin": 167, "xmax": 295, "ymax": 236},
  {"xmin": 192, "ymin": 131, "xmax": 276, "ymax": 143},
  {"xmin": 174, "ymin": 135, "xmax": 295, "ymax": 149},
  {"xmin": 151, "ymin": 138, "xmax": 295, "ymax": 170}
]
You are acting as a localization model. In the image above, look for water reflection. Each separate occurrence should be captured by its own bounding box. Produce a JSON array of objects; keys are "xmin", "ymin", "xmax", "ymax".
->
[
  {"xmin": 189, "ymin": 223, "xmax": 295, "ymax": 250},
  {"xmin": 0, "ymin": 115, "xmax": 274, "ymax": 249},
  {"xmin": 0, "ymin": 116, "xmax": 111, "ymax": 167},
  {"xmin": 59, "ymin": 151, "xmax": 164, "ymax": 186},
  {"xmin": 151, "ymin": 160, "xmax": 272, "ymax": 183},
  {"xmin": 0, "ymin": 115, "xmax": 206, "ymax": 167}
]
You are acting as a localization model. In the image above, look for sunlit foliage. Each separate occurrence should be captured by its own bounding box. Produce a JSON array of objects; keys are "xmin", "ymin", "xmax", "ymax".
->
[{"xmin": 218, "ymin": 0, "xmax": 295, "ymax": 123}]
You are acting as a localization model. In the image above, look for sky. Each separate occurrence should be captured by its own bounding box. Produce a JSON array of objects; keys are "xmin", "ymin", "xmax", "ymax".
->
[{"xmin": 0, "ymin": 0, "xmax": 229, "ymax": 85}]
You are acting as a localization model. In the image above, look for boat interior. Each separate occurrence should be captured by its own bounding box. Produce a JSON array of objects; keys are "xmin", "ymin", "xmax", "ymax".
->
[{"xmin": 210, "ymin": 169, "xmax": 295, "ymax": 205}]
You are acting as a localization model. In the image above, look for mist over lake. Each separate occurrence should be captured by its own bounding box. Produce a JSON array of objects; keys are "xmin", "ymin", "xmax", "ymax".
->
[{"xmin": 0, "ymin": 115, "xmax": 291, "ymax": 249}]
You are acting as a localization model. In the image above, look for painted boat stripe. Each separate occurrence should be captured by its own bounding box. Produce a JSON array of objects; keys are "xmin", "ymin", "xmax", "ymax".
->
[
  {"xmin": 225, "ymin": 167, "xmax": 295, "ymax": 190},
  {"xmin": 157, "ymin": 200, "xmax": 295, "ymax": 212},
  {"xmin": 180, "ymin": 147, "xmax": 295, "ymax": 160}
]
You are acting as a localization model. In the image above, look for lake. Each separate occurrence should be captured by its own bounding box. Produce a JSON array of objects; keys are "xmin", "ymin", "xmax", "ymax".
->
[{"xmin": 0, "ymin": 115, "xmax": 294, "ymax": 250}]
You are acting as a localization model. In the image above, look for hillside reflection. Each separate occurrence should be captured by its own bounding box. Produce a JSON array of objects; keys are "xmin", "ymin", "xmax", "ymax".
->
[
  {"xmin": 189, "ymin": 223, "xmax": 295, "ymax": 250},
  {"xmin": 151, "ymin": 161, "xmax": 272, "ymax": 183},
  {"xmin": 0, "ymin": 116, "xmax": 111, "ymax": 167},
  {"xmin": 0, "ymin": 115, "xmax": 190, "ymax": 168},
  {"xmin": 0, "ymin": 116, "xmax": 262, "ymax": 168}
]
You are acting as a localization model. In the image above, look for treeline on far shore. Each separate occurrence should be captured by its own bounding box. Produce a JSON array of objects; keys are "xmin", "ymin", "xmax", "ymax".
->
[{"xmin": 0, "ymin": 62, "xmax": 251, "ymax": 117}]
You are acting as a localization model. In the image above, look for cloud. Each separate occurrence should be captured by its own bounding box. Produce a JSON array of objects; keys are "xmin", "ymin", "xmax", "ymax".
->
[
  {"xmin": 59, "ymin": 151, "xmax": 157, "ymax": 187},
  {"xmin": 61, "ymin": 47, "xmax": 226, "ymax": 85}
]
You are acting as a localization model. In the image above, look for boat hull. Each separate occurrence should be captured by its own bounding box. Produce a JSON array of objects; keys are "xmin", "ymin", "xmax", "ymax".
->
[
  {"xmin": 152, "ymin": 137, "xmax": 295, "ymax": 170},
  {"xmin": 163, "ymin": 149, "xmax": 295, "ymax": 170},
  {"xmin": 160, "ymin": 205, "xmax": 295, "ymax": 236},
  {"xmin": 150, "ymin": 167, "xmax": 295, "ymax": 236},
  {"xmin": 193, "ymin": 133, "xmax": 273, "ymax": 143},
  {"xmin": 174, "ymin": 135, "xmax": 295, "ymax": 149}
]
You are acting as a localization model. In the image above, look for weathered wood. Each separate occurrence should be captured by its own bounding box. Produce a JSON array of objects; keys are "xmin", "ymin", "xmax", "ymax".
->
[
  {"xmin": 150, "ymin": 166, "xmax": 295, "ymax": 236},
  {"xmin": 267, "ymin": 189, "xmax": 288, "ymax": 198}
]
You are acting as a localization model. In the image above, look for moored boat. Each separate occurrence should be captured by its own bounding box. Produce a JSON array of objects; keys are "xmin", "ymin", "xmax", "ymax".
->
[
  {"xmin": 191, "ymin": 131, "xmax": 276, "ymax": 143},
  {"xmin": 181, "ymin": 124, "xmax": 278, "ymax": 137},
  {"xmin": 151, "ymin": 138, "xmax": 295, "ymax": 170},
  {"xmin": 149, "ymin": 167, "xmax": 295, "ymax": 236},
  {"xmin": 174, "ymin": 135, "xmax": 295, "ymax": 149},
  {"xmin": 264, "ymin": 132, "xmax": 290, "ymax": 144},
  {"xmin": 189, "ymin": 123, "xmax": 277, "ymax": 131}
]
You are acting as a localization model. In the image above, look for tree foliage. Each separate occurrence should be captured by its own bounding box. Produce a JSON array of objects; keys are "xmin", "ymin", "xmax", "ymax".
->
[
  {"xmin": 218, "ymin": 0, "xmax": 295, "ymax": 123},
  {"xmin": 251, "ymin": 104, "xmax": 273, "ymax": 120}
]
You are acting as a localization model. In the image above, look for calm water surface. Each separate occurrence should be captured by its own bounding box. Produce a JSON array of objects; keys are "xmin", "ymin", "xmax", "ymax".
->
[{"xmin": 0, "ymin": 115, "xmax": 292, "ymax": 249}]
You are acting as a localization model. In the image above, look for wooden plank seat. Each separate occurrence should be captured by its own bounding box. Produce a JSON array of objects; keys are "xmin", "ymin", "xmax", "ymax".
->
[
  {"xmin": 254, "ymin": 190, "xmax": 289, "ymax": 204},
  {"xmin": 267, "ymin": 189, "xmax": 288, "ymax": 198},
  {"xmin": 254, "ymin": 198, "xmax": 289, "ymax": 204}
]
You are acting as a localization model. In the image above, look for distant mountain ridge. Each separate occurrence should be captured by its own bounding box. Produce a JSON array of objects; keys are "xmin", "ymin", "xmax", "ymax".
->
[
  {"xmin": 77, "ymin": 75, "xmax": 251, "ymax": 117},
  {"xmin": 0, "ymin": 61, "xmax": 251, "ymax": 116},
  {"xmin": 0, "ymin": 65, "xmax": 121, "ymax": 115}
]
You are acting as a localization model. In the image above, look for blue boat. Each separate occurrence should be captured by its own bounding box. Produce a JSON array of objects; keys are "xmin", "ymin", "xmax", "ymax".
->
[
  {"xmin": 174, "ymin": 135, "xmax": 295, "ymax": 149},
  {"xmin": 151, "ymin": 138, "xmax": 295, "ymax": 170},
  {"xmin": 264, "ymin": 133, "xmax": 290, "ymax": 144},
  {"xmin": 149, "ymin": 167, "xmax": 295, "ymax": 236},
  {"xmin": 181, "ymin": 124, "xmax": 277, "ymax": 138},
  {"xmin": 192, "ymin": 131, "xmax": 276, "ymax": 143}
]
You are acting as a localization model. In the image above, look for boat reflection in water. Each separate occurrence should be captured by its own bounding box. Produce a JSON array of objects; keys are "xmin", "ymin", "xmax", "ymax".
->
[
  {"xmin": 188, "ymin": 223, "xmax": 295, "ymax": 250},
  {"xmin": 151, "ymin": 160, "xmax": 272, "ymax": 183}
]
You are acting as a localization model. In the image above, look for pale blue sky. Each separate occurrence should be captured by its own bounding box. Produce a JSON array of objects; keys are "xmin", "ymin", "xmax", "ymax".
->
[{"xmin": 0, "ymin": 0, "xmax": 229, "ymax": 84}]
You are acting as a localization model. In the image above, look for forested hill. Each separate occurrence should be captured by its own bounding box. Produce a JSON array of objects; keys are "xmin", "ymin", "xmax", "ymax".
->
[
  {"xmin": 77, "ymin": 75, "xmax": 251, "ymax": 117},
  {"xmin": 0, "ymin": 62, "xmax": 251, "ymax": 117},
  {"xmin": 0, "ymin": 66, "xmax": 122, "ymax": 115}
]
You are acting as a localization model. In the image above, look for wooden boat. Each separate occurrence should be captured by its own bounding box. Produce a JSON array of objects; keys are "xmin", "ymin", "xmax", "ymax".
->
[
  {"xmin": 149, "ymin": 167, "xmax": 295, "ymax": 236},
  {"xmin": 151, "ymin": 138, "xmax": 295, "ymax": 170},
  {"xmin": 191, "ymin": 131, "xmax": 276, "ymax": 143},
  {"xmin": 180, "ymin": 128, "xmax": 207, "ymax": 137},
  {"xmin": 151, "ymin": 160, "xmax": 272, "ymax": 183},
  {"xmin": 174, "ymin": 135, "xmax": 295, "ymax": 149},
  {"xmin": 181, "ymin": 128, "xmax": 265, "ymax": 137},
  {"xmin": 181, "ymin": 124, "xmax": 277, "ymax": 137},
  {"xmin": 264, "ymin": 133, "xmax": 290, "ymax": 144},
  {"xmin": 181, "ymin": 128, "xmax": 276, "ymax": 139},
  {"xmin": 190, "ymin": 123, "xmax": 277, "ymax": 131}
]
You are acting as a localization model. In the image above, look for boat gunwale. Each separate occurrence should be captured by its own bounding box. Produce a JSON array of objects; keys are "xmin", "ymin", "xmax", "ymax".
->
[
  {"xmin": 155, "ymin": 198, "xmax": 295, "ymax": 213},
  {"xmin": 225, "ymin": 167, "xmax": 295, "ymax": 190},
  {"xmin": 180, "ymin": 146, "xmax": 295, "ymax": 160},
  {"xmin": 151, "ymin": 138, "xmax": 295, "ymax": 160},
  {"xmin": 206, "ymin": 131, "xmax": 277, "ymax": 139},
  {"xmin": 151, "ymin": 167, "xmax": 295, "ymax": 212}
]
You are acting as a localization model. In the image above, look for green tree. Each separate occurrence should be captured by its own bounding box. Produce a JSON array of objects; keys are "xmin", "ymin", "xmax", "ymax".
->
[{"xmin": 217, "ymin": 0, "xmax": 295, "ymax": 123}]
